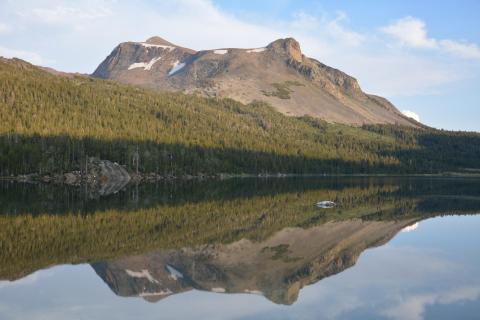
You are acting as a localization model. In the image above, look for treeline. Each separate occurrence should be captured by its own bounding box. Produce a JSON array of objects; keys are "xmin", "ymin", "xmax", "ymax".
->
[
  {"xmin": 362, "ymin": 124, "xmax": 480, "ymax": 171},
  {"xmin": 1, "ymin": 58, "xmax": 479, "ymax": 175}
]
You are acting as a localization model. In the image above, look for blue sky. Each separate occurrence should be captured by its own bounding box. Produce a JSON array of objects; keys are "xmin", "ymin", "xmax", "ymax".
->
[{"xmin": 0, "ymin": 0, "xmax": 479, "ymax": 131}]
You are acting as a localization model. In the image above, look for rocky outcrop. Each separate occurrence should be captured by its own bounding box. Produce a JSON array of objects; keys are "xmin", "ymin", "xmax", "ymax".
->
[
  {"xmin": 267, "ymin": 38, "xmax": 304, "ymax": 63},
  {"xmin": 85, "ymin": 158, "xmax": 131, "ymax": 196},
  {"xmin": 18, "ymin": 158, "xmax": 131, "ymax": 196},
  {"xmin": 92, "ymin": 36, "xmax": 419, "ymax": 127}
]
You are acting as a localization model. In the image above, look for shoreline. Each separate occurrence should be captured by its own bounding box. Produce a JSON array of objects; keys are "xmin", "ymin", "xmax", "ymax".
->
[{"xmin": 1, "ymin": 171, "xmax": 479, "ymax": 185}]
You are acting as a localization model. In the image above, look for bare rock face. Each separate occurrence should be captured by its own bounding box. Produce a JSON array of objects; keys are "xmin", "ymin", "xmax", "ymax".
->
[
  {"xmin": 268, "ymin": 38, "xmax": 303, "ymax": 62},
  {"xmin": 93, "ymin": 36, "xmax": 420, "ymax": 127}
]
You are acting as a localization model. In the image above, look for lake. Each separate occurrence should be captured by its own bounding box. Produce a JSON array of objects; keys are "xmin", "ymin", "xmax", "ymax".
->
[{"xmin": 0, "ymin": 177, "xmax": 479, "ymax": 319}]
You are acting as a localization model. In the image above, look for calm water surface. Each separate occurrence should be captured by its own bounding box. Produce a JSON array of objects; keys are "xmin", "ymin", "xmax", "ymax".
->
[{"xmin": 0, "ymin": 177, "xmax": 479, "ymax": 319}]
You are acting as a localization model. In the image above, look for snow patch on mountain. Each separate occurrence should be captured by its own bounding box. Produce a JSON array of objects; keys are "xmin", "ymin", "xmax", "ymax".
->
[
  {"xmin": 168, "ymin": 61, "xmax": 186, "ymax": 75},
  {"xmin": 139, "ymin": 289, "xmax": 172, "ymax": 297},
  {"xmin": 125, "ymin": 269, "xmax": 159, "ymax": 284},
  {"xmin": 166, "ymin": 265, "xmax": 183, "ymax": 280},
  {"xmin": 246, "ymin": 48, "xmax": 266, "ymax": 53},
  {"xmin": 128, "ymin": 57, "xmax": 162, "ymax": 71},
  {"xmin": 244, "ymin": 289, "xmax": 263, "ymax": 295},
  {"xmin": 139, "ymin": 42, "xmax": 175, "ymax": 51},
  {"xmin": 214, "ymin": 49, "xmax": 228, "ymax": 55}
]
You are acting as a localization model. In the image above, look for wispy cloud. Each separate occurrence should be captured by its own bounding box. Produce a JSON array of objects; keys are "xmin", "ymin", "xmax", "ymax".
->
[
  {"xmin": 382, "ymin": 16, "xmax": 480, "ymax": 59},
  {"xmin": 290, "ymin": 11, "xmax": 365, "ymax": 47},
  {"xmin": 439, "ymin": 39, "xmax": 480, "ymax": 59},
  {"xmin": 23, "ymin": 5, "xmax": 113, "ymax": 24},
  {"xmin": 15, "ymin": 0, "xmax": 114, "ymax": 32},
  {"xmin": 381, "ymin": 286, "xmax": 480, "ymax": 320}
]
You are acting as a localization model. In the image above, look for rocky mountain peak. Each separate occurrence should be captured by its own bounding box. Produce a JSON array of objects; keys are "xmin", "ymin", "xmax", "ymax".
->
[
  {"xmin": 268, "ymin": 38, "xmax": 303, "ymax": 62},
  {"xmin": 145, "ymin": 36, "xmax": 177, "ymax": 47},
  {"xmin": 92, "ymin": 36, "xmax": 419, "ymax": 127}
]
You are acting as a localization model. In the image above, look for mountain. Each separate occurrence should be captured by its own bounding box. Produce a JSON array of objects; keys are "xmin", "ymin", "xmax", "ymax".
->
[
  {"xmin": 1, "ymin": 57, "xmax": 480, "ymax": 177},
  {"xmin": 92, "ymin": 218, "xmax": 418, "ymax": 305},
  {"xmin": 93, "ymin": 36, "xmax": 418, "ymax": 127}
]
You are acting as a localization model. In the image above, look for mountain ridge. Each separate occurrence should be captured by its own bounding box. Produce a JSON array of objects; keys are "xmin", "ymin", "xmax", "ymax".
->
[
  {"xmin": 2, "ymin": 56, "xmax": 480, "ymax": 178},
  {"xmin": 92, "ymin": 36, "xmax": 420, "ymax": 127}
]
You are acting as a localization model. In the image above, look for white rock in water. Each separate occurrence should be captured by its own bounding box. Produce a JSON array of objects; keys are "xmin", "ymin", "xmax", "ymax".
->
[{"xmin": 316, "ymin": 201, "xmax": 336, "ymax": 208}]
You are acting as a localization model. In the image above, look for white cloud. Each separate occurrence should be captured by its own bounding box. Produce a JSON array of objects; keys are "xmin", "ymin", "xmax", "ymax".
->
[
  {"xmin": 381, "ymin": 16, "xmax": 437, "ymax": 49},
  {"xmin": 0, "ymin": 0, "xmax": 479, "ymax": 100},
  {"xmin": 273, "ymin": 12, "xmax": 467, "ymax": 96},
  {"xmin": 12, "ymin": 0, "xmax": 114, "ymax": 34},
  {"xmin": 327, "ymin": 12, "xmax": 366, "ymax": 47},
  {"xmin": 290, "ymin": 11, "xmax": 365, "ymax": 47},
  {"xmin": 382, "ymin": 293, "xmax": 436, "ymax": 320},
  {"xmin": 323, "ymin": 50, "xmax": 457, "ymax": 96},
  {"xmin": 0, "ymin": 46, "xmax": 45, "ymax": 65},
  {"xmin": 382, "ymin": 16, "xmax": 480, "ymax": 60},
  {"xmin": 439, "ymin": 39, "xmax": 480, "ymax": 59},
  {"xmin": 381, "ymin": 286, "xmax": 480, "ymax": 320},
  {"xmin": 30, "ymin": 6, "xmax": 112, "ymax": 23},
  {"xmin": 402, "ymin": 110, "xmax": 420, "ymax": 122}
]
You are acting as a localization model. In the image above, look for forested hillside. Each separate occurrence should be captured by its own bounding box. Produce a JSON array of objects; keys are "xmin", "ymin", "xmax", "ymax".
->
[{"xmin": 1, "ymin": 58, "xmax": 479, "ymax": 176}]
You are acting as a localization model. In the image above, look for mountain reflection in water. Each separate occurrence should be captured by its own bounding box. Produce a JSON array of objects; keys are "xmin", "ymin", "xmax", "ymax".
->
[
  {"xmin": 0, "ymin": 177, "xmax": 479, "ymax": 318},
  {"xmin": 92, "ymin": 218, "xmax": 418, "ymax": 305}
]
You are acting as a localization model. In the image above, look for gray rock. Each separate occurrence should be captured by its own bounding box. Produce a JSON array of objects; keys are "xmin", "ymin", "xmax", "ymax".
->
[{"xmin": 87, "ymin": 158, "xmax": 131, "ymax": 196}]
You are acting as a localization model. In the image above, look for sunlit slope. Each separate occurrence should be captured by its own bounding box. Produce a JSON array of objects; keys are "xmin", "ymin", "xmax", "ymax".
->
[{"xmin": 1, "ymin": 57, "xmax": 480, "ymax": 175}]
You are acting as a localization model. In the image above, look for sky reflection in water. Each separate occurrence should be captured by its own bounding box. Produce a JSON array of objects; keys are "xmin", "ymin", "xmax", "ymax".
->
[
  {"xmin": 0, "ymin": 216, "xmax": 478, "ymax": 320},
  {"xmin": 0, "ymin": 178, "xmax": 479, "ymax": 320}
]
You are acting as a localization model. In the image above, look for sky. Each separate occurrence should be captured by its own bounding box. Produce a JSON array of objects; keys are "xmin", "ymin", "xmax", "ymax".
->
[{"xmin": 0, "ymin": 0, "xmax": 479, "ymax": 131}]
